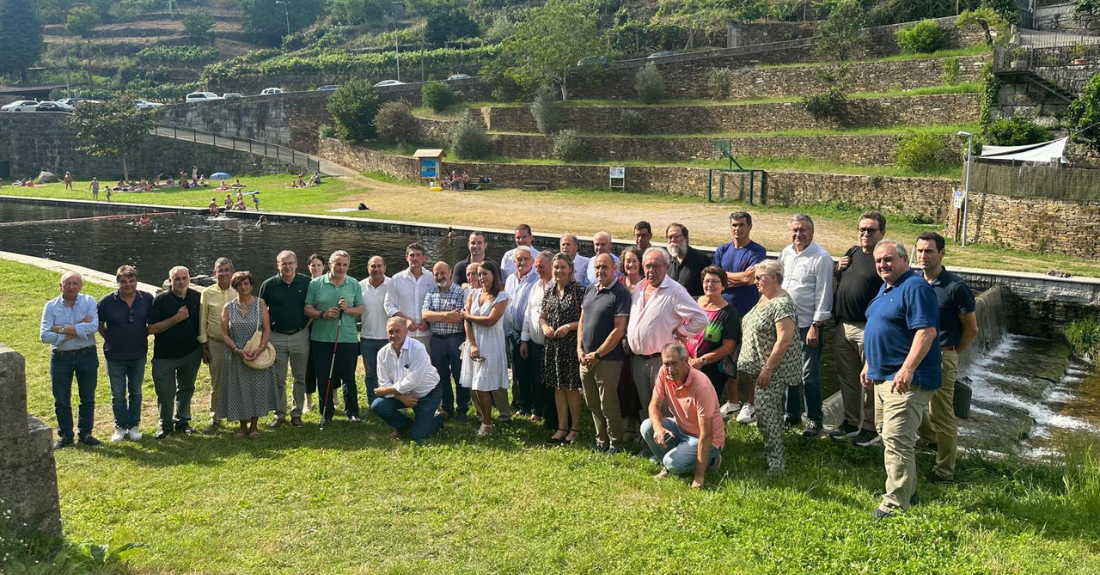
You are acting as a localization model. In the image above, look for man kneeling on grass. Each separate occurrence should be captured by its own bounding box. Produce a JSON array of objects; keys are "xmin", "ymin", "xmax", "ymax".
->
[
  {"xmin": 641, "ymin": 342, "xmax": 725, "ymax": 489},
  {"xmin": 371, "ymin": 317, "xmax": 446, "ymax": 440}
]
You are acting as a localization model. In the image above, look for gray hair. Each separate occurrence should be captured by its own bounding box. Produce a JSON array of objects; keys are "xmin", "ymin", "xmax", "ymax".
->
[
  {"xmin": 642, "ymin": 247, "xmax": 671, "ymax": 266},
  {"xmin": 593, "ymin": 231, "xmax": 611, "ymax": 242},
  {"xmin": 214, "ymin": 257, "xmax": 233, "ymax": 269},
  {"xmin": 789, "ymin": 213, "xmax": 814, "ymax": 230},
  {"xmin": 276, "ymin": 250, "xmax": 297, "ymax": 262},
  {"xmin": 329, "ymin": 250, "xmax": 351, "ymax": 263},
  {"xmin": 537, "ymin": 249, "xmax": 555, "ymax": 262},
  {"xmin": 169, "ymin": 265, "xmax": 190, "ymax": 278},
  {"xmin": 875, "ymin": 239, "xmax": 908, "ymax": 261},
  {"xmin": 561, "ymin": 233, "xmax": 578, "ymax": 244},
  {"xmin": 513, "ymin": 245, "xmax": 534, "ymax": 260},
  {"xmin": 661, "ymin": 342, "xmax": 689, "ymax": 361},
  {"xmin": 756, "ymin": 259, "xmax": 784, "ymax": 284}
]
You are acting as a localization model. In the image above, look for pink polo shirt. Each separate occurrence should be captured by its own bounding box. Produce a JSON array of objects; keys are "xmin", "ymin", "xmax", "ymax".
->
[{"xmin": 654, "ymin": 366, "xmax": 725, "ymax": 449}]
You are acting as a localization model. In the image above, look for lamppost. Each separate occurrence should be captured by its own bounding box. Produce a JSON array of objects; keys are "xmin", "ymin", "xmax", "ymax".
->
[
  {"xmin": 958, "ymin": 131, "xmax": 974, "ymax": 247},
  {"xmin": 388, "ymin": 11, "xmax": 400, "ymax": 81},
  {"xmin": 275, "ymin": 0, "xmax": 291, "ymax": 39}
]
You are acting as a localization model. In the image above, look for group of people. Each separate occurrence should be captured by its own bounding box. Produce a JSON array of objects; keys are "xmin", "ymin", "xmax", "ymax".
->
[
  {"xmin": 289, "ymin": 171, "xmax": 322, "ymax": 189},
  {"xmin": 41, "ymin": 211, "xmax": 976, "ymax": 514},
  {"xmin": 208, "ymin": 191, "xmax": 259, "ymax": 215}
]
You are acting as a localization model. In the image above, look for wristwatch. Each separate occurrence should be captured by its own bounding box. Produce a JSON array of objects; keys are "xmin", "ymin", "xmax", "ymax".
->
[{"xmin": 594, "ymin": 352, "xmax": 603, "ymax": 360}]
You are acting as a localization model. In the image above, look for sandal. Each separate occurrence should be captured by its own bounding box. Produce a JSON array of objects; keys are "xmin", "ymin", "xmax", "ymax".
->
[
  {"xmin": 546, "ymin": 428, "xmax": 568, "ymax": 446},
  {"xmin": 248, "ymin": 430, "xmax": 260, "ymax": 439},
  {"xmin": 233, "ymin": 430, "xmax": 246, "ymax": 439},
  {"xmin": 564, "ymin": 428, "xmax": 581, "ymax": 445}
]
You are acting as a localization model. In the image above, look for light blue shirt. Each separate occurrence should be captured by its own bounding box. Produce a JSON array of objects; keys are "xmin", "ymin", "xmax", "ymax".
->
[
  {"xmin": 40, "ymin": 293, "xmax": 99, "ymax": 351},
  {"xmin": 504, "ymin": 270, "xmax": 540, "ymax": 338},
  {"xmin": 573, "ymin": 253, "xmax": 592, "ymax": 288}
]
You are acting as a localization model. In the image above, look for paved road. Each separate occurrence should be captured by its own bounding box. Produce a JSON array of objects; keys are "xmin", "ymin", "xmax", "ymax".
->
[{"xmin": 151, "ymin": 126, "xmax": 356, "ymax": 177}]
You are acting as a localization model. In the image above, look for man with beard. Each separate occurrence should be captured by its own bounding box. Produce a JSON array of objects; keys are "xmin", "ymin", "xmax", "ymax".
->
[
  {"xmin": 421, "ymin": 261, "xmax": 470, "ymax": 419},
  {"xmin": 666, "ymin": 223, "xmax": 711, "ymax": 298}
]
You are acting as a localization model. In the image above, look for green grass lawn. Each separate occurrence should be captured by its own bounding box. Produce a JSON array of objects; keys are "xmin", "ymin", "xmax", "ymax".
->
[{"xmin": 1, "ymin": 259, "xmax": 1099, "ymax": 574}]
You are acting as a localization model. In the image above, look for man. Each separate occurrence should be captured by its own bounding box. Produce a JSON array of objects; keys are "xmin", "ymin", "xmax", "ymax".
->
[
  {"xmin": 306, "ymin": 250, "xmax": 365, "ymax": 424},
  {"xmin": 560, "ymin": 233, "xmax": 591, "ymax": 288},
  {"xmin": 40, "ymin": 271, "xmax": 101, "ymax": 449},
  {"xmin": 258, "ymin": 251, "xmax": 312, "ymax": 428},
  {"xmin": 666, "ymin": 223, "xmax": 712, "ymax": 298},
  {"xmin": 501, "ymin": 224, "xmax": 535, "ymax": 277},
  {"xmin": 578, "ymin": 254, "xmax": 631, "ymax": 453},
  {"xmin": 89, "ymin": 177, "xmax": 99, "ymax": 201},
  {"xmin": 713, "ymin": 211, "xmax": 768, "ymax": 317},
  {"xmin": 421, "ymin": 261, "xmax": 470, "ymax": 419},
  {"xmin": 830, "ymin": 211, "xmax": 887, "ymax": 447},
  {"xmin": 862, "ymin": 239, "xmax": 941, "ymax": 519},
  {"xmin": 520, "ymin": 250, "xmax": 556, "ymax": 425},
  {"xmin": 359, "ymin": 255, "xmax": 391, "ymax": 405},
  {"xmin": 641, "ymin": 343, "xmax": 725, "ymax": 489},
  {"xmin": 147, "ymin": 266, "xmax": 203, "ymax": 439},
  {"xmin": 385, "ymin": 243, "xmax": 435, "ymax": 350},
  {"xmin": 98, "ymin": 265, "xmax": 153, "ymax": 442},
  {"xmin": 584, "ymin": 231, "xmax": 621, "ymax": 286},
  {"xmin": 633, "ymin": 221, "xmax": 653, "ymax": 252},
  {"xmin": 453, "ymin": 231, "xmax": 494, "ymax": 287},
  {"xmin": 915, "ymin": 232, "xmax": 978, "ymax": 485},
  {"xmin": 371, "ymin": 317, "xmax": 446, "ymax": 441},
  {"xmin": 504, "ymin": 246, "xmax": 541, "ymax": 414},
  {"xmin": 777, "ymin": 214, "xmax": 834, "ymax": 437},
  {"xmin": 626, "ymin": 248, "xmax": 708, "ymax": 426},
  {"xmin": 199, "ymin": 258, "xmax": 237, "ymax": 433}
]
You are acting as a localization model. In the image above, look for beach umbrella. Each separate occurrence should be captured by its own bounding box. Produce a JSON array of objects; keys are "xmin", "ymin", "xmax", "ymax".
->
[{"xmin": 210, "ymin": 172, "xmax": 231, "ymax": 180}]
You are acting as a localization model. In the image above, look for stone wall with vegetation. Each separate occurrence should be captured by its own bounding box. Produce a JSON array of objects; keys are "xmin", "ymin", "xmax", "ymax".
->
[{"xmin": 949, "ymin": 191, "xmax": 1100, "ymax": 259}]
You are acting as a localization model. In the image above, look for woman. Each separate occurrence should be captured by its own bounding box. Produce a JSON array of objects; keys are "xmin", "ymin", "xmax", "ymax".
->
[
  {"xmin": 460, "ymin": 261, "xmax": 511, "ymax": 437},
  {"xmin": 234, "ymin": 191, "xmax": 246, "ymax": 211},
  {"xmin": 737, "ymin": 259, "xmax": 802, "ymax": 474},
  {"xmin": 224, "ymin": 195, "xmax": 233, "ymax": 211},
  {"xmin": 218, "ymin": 271, "xmax": 281, "ymax": 439},
  {"xmin": 688, "ymin": 266, "xmax": 742, "ymax": 399},
  {"xmin": 540, "ymin": 253, "xmax": 585, "ymax": 445},
  {"xmin": 616, "ymin": 245, "xmax": 645, "ymax": 442},
  {"xmin": 302, "ymin": 253, "xmax": 327, "ymax": 413}
]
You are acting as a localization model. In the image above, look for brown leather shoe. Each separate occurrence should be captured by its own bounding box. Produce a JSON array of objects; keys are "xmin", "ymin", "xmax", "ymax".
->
[{"xmin": 290, "ymin": 416, "xmax": 303, "ymax": 428}]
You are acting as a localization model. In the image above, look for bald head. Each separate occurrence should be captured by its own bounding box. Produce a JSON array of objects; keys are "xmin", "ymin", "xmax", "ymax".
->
[
  {"xmin": 593, "ymin": 232, "xmax": 613, "ymax": 255},
  {"xmin": 432, "ymin": 260, "xmax": 453, "ymax": 290},
  {"xmin": 60, "ymin": 271, "xmax": 83, "ymax": 301},
  {"xmin": 592, "ymin": 253, "xmax": 616, "ymax": 286}
]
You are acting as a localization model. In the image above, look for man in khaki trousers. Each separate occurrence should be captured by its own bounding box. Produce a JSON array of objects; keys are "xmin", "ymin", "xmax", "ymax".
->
[
  {"xmin": 578, "ymin": 254, "xmax": 631, "ymax": 453},
  {"xmin": 200, "ymin": 258, "xmax": 236, "ymax": 434}
]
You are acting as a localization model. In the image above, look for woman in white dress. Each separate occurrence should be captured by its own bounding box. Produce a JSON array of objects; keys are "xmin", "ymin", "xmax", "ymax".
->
[{"xmin": 460, "ymin": 260, "xmax": 510, "ymax": 438}]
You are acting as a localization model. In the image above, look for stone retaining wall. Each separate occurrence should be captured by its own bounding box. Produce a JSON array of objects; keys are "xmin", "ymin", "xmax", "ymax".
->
[{"xmin": 949, "ymin": 191, "xmax": 1100, "ymax": 259}]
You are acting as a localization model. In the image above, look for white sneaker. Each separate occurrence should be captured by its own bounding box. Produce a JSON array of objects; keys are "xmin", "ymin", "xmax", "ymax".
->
[
  {"xmin": 128, "ymin": 426, "xmax": 143, "ymax": 441},
  {"xmin": 736, "ymin": 403, "xmax": 757, "ymax": 424},
  {"xmin": 719, "ymin": 401, "xmax": 741, "ymax": 420},
  {"xmin": 111, "ymin": 427, "xmax": 127, "ymax": 442}
]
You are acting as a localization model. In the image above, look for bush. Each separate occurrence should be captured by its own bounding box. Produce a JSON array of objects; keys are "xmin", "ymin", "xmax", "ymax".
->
[
  {"xmin": 707, "ymin": 67, "xmax": 734, "ymax": 100},
  {"xmin": 421, "ymin": 81, "xmax": 455, "ymax": 113},
  {"xmin": 531, "ymin": 85, "xmax": 560, "ymax": 135},
  {"xmin": 896, "ymin": 132, "xmax": 957, "ymax": 172},
  {"xmin": 943, "ymin": 56, "xmax": 961, "ymax": 85},
  {"xmin": 1067, "ymin": 73, "xmax": 1100, "ymax": 153},
  {"xmin": 635, "ymin": 62, "xmax": 665, "ymax": 104},
  {"xmin": 326, "ymin": 79, "xmax": 381, "ymax": 141},
  {"xmin": 449, "ymin": 116, "xmax": 490, "ymax": 159},
  {"xmin": 988, "ymin": 115, "xmax": 1053, "ymax": 146},
  {"xmin": 801, "ymin": 88, "xmax": 848, "ymax": 122},
  {"xmin": 183, "ymin": 10, "xmax": 216, "ymax": 45},
  {"xmin": 620, "ymin": 109, "xmax": 647, "ymax": 135},
  {"xmin": 318, "ymin": 124, "xmax": 336, "ymax": 139},
  {"xmin": 1065, "ymin": 318, "xmax": 1100, "ymax": 358},
  {"xmin": 552, "ymin": 129, "xmax": 586, "ymax": 162},
  {"xmin": 896, "ymin": 19, "xmax": 948, "ymax": 54},
  {"xmin": 374, "ymin": 101, "xmax": 422, "ymax": 145}
]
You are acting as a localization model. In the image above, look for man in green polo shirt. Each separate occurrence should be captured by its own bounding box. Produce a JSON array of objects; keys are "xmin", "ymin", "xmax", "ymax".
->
[
  {"xmin": 305, "ymin": 250, "xmax": 365, "ymax": 425},
  {"xmin": 259, "ymin": 250, "xmax": 313, "ymax": 428}
]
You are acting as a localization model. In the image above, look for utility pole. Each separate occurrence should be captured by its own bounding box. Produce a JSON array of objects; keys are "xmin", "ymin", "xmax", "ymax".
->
[{"xmin": 275, "ymin": 0, "xmax": 291, "ymax": 39}]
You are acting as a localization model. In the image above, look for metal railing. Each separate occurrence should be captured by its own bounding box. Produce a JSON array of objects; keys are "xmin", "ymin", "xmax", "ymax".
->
[
  {"xmin": 994, "ymin": 41, "xmax": 1100, "ymax": 72},
  {"xmin": 151, "ymin": 124, "xmax": 322, "ymax": 173}
]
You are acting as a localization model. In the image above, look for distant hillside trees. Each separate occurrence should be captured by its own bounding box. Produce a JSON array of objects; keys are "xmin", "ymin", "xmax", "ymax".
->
[
  {"xmin": 500, "ymin": 0, "xmax": 606, "ymax": 101},
  {"xmin": 425, "ymin": 6, "xmax": 479, "ymax": 47},
  {"xmin": 183, "ymin": 9, "xmax": 216, "ymax": 45},
  {"xmin": 241, "ymin": 0, "xmax": 325, "ymax": 47},
  {"xmin": 0, "ymin": 0, "xmax": 44, "ymax": 83},
  {"xmin": 815, "ymin": 0, "xmax": 867, "ymax": 61},
  {"xmin": 330, "ymin": 0, "xmax": 387, "ymax": 25}
]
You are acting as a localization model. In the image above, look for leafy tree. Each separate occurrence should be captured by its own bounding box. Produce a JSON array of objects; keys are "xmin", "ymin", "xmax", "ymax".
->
[
  {"xmin": 634, "ymin": 62, "xmax": 665, "ymax": 104},
  {"xmin": 983, "ymin": 0, "xmax": 1021, "ymax": 25},
  {"xmin": 35, "ymin": 0, "xmax": 75, "ymax": 24},
  {"xmin": 531, "ymin": 85, "xmax": 561, "ymax": 134},
  {"xmin": 552, "ymin": 129, "xmax": 585, "ymax": 162},
  {"xmin": 375, "ymin": 101, "xmax": 422, "ymax": 145},
  {"xmin": 240, "ymin": 0, "xmax": 325, "ymax": 47},
  {"xmin": 0, "ymin": 0, "xmax": 44, "ymax": 82},
  {"xmin": 957, "ymin": 7, "xmax": 1010, "ymax": 48},
  {"xmin": 988, "ymin": 115, "xmax": 1053, "ymax": 146},
  {"xmin": 815, "ymin": 0, "xmax": 866, "ymax": 61},
  {"xmin": 64, "ymin": 96, "xmax": 154, "ymax": 181},
  {"xmin": 329, "ymin": 0, "xmax": 387, "ymax": 25},
  {"xmin": 425, "ymin": 6, "xmax": 479, "ymax": 48},
  {"xmin": 1067, "ymin": 74, "xmax": 1100, "ymax": 153},
  {"xmin": 89, "ymin": 0, "xmax": 112, "ymax": 19},
  {"xmin": 421, "ymin": 81, "xmax": 455, "ymax": 113},
  {"xmin": 500, "ymin": 0, "xmax": 607, "ymax": 101},
  {"xmin": 326, "ymin": 79, "xmax": 381, "ymax": 141},
  {"xmin": 485, "ymin": 10, "xmax": 515, "ymax": 43},
  {"xmin": 448, "ymin": 115, "xmax": 491, "ymax": 159},
  {"xmin": 66, "ymin": 5, "xmax": 99, "ymax": 38},
  {"xmin": 183, "ymin": 10, "xmax": 216, "ymax": 45}
]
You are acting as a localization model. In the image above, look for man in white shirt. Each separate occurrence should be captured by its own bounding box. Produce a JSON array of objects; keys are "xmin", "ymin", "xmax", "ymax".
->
[
  {"xmin": 504, "ymin": 246, "xmax": 540, "ymax": 415},
  {"xmin": 371, "ymin": 317, "xmax": 445, "ymax": 440},
  {"xmin": 385, "ymin": 242, "xmax": 436, "ymax": 351},
  {"xmin": 359, "ymin": 255, "xmax": 391, "ymax": 404},
  {"xmin": 585, "ymin": 231, "xmax": 621, "ymax": 286},
  {"xmin": 501, "ymin": 224, "xmax": 534, "ymax": 277},
  {"xmin": 560, "ymin": 233, "xmax": 591, "ymax": 288},
  {"xmin": 520, "ymin": 250, "xmax": 555, "ymax": 425},
  {"xmin": 777, "ymin": 214, "xmax": 835, "ymax": 438}
]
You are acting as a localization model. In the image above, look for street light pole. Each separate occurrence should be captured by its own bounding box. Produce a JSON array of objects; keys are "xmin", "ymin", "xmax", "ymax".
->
[
  {"xmin": 958, "ymin": 131, "xmax": 974, "ymax": 247},
  {"xmin": 275, "ymin": 1, "xmax": 290, "ymax": 38}
]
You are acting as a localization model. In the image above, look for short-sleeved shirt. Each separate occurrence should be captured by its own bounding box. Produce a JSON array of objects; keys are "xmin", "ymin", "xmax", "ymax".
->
[
  {"xmin": 713, "ymin": 240, "xmax": 767, "ymax": 316},
  {"xmin": 689, "ymin": 305, "xmax": 741, "ymax": 361},
  {"xmin": 925, "ymin": 267, "xmax": 976, "ymax": 348},
  {"xmin": 147, "ymin": 289, "xmax": 201, "ymax": 360},
  {"xmin": 865, "ymin": 269, "xmax": 942, "ymax": 389},
  {"xmin": 669, "ymin": 246, "xmax": 712, "ymax": 298},
  {"xmin": 258, "ymin": 273, "xmax": 311, "ymax": 333},
  {"xmin": 580, "ymin": 280, "xmax": 631, "ymax": 360},
  {"xmin": 834, "ymin": 246, "xmax": 883, "ymax": 324},
  {"xmin": 98, "ymin": 290, "xmax": 153, "ymax": 361},
  {"xmin": 654, "ymin": 366, "xmax": 725, "ymax": 449},
  {"xmin": 737, "ymin": 294, "xmax": 802, "ymax": 385},
  {"xmin": 305, "ymin": 274, "xmax": 364, "ymax": 344}
]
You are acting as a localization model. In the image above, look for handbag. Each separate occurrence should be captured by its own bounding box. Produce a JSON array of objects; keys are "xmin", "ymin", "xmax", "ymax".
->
[
  {"xmin": 241, "ymin": 300, "xmax": 276, "ymax": 370},
  {"xmin": 954, "ymin": 377, "xmax": 972, "ymax": 420}
]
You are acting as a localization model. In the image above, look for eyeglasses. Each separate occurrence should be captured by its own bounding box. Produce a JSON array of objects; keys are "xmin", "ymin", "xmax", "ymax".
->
[
  {"xmin": 858, "ymin": 228, "xmax": 881, "ymax": 235},
  {"xmin": 753, "ymin": 276, "xmax": 768, "ymax": 283}
]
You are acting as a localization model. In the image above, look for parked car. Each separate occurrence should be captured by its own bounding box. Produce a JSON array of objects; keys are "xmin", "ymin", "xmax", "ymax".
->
[
  {"xmin": 35, "ymin": 101, "xmax": 74, "ymax": 113},
  {"xmin": 222, "ymin": 92, "xmax": 244, "ymax": 99},
  {"xmin": 185, "ymin": 91, "xmax": 223, "ymax": 103},
  {"xmin": 446, "ymin": 74, "xmax": 471, "ymax": 81},
  {"xmin": 647, "ymin": 51, "xmax": 677, "ymax": 59},
  {"xmin": 134, "ymin": 99, "xmax": 164, "ymax": 110},
  {"xmin": 260, "ymin": 87, "xmax": 285, "ymax": 95},
  {"xmin": 1, "ymin": 100, "xmax": 39, "ymax": 112},
  {"xmin": 317, "ymin": 84, "xmax": 339, "ymax": 91},
  {"xmin": 373, "ymin": 79, "xmax": 405, "ymax": 88},
  {"xmin": 58, "ymin": 97, "xmax": 99, "ymax": 108}
]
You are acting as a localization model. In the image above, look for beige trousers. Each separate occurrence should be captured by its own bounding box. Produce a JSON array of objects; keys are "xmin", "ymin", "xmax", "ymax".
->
[
  {"xmin": 875, "ymin": 380, "xmax": 934, "ymax": 512},
  {"xmin": 836, "ymin": 322, "xmax": 876, "ymax": 431},
  {"xmin": 207, "ymin": 340, "xmax": 227, "ymax": 423},
  {"xmin": 918, "ymin": 349, "xmax": 959, "ymax": 480},
  {"xmin": 581, "ymin": 359, "xmax": 624, "ymax": 450}
]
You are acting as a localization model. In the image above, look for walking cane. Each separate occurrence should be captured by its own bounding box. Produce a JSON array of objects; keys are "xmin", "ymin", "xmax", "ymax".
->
[{"xmin": 318, "ymin": 308, "xmax": 344, "ymax": 431}]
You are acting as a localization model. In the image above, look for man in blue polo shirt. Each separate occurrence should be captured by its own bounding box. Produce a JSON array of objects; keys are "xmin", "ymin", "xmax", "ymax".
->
[
  {"xmin": 861, "ymin": 239, "xmax": 941, "ymax": 519},
  {"xmin": 98, "ymin": 265, "xmax": 153, "ymax": 442}
]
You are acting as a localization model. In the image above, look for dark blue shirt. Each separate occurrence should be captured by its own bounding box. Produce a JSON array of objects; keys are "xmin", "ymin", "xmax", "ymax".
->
[
  {"xmin": 98, "ymin": 290, "xmax": 153, "ymax": 361},
  {"xmin": 926, "ymin": 267, "xmax": 976, "ymax": 348},
  {"xmin": 713, "ymin": 240, "xmax": 767, "ymax": 317},
  {"xmin": 864, "ymin": 269, "xmax": 942, "ymax": 389}
]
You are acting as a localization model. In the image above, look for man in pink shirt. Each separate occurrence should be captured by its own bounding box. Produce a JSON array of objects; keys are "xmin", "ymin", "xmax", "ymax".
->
[{"xmin": 642, "ymin": 342, "xmax": 725, "ymax": 488}]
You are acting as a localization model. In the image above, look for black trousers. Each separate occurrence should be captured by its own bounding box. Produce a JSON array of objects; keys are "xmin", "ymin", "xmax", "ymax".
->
[{"xmin": 311, "ymin": 340, "xmax": 360, "ymax": 421}]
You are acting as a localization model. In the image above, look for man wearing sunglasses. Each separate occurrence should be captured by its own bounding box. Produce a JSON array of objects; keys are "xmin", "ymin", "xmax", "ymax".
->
[{"xmin": 98, "ymin": 265, "xmax": 154, "ymax": 442}]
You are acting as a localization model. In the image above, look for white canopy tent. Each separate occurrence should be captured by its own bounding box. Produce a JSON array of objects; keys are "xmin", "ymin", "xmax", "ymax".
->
[{"xmin": 977, "ymin": 136, "xmax": 1070, "ymax": 164}]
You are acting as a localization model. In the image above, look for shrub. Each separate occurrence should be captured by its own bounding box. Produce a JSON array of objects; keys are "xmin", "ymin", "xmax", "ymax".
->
[
  {"xmin": 135, "ymin": 46, "xmax": 220, "ymax": 66},
  {"xmin": 943, "ymin": 56, "xmax": 961, "ymax": 85},
  {"xmin": 421, "ymin": 81, "xmax": 455, "ymax": 113},
  {"xmin": 896, "ymin": 19, "xmax": 948, "ymax": 54},
  {"xmin": 987, "ymin": 115, "xmax": 1053, "ymax": 146},
  {"xmin": 1067, "ymin": 73, "xmax": 1100, "ymax": 153},
  {"xmin": 326, "ymin": 79, "xmax": 381, "ymax": 141},
  {"xmin": 620, "ymin": 109, "xmax": 647, "ymax": 135},
  {"xmin": 183, "ymin": 10, "xmax": 216, "ymax": 45},
  {"xmin": 374, "ymin": 101, "xmax": 422, "ymax": 145},
  {"xmin": 1064, "ymin": 318, "xmax": 1100, "ymax": 358},
  {"xmin": 801, "ymin": 87, "xmax": 848, "ymax": 121},
  {"xmin": 896, "ymin": 132, "xmax": 957, "ymax": 172},
  {"xmin": 318, "ymin": 124, "xmax": 336, "ymax": 138},
  {"xmin": 531, "ymin": 85, "xmax": 560, "ymax": 135},
  {"xmin": 449, "ymin": 116, "xmax": 490, "ymax": 159},
  {"xmin": 552, "ymin": 129, "xmax": 586, "ymax": 162},
  {"xmin": 707, "ymin": 67, "xmax": 734, "ymax": 100},
  {"xmin": 635, "ymin": 62, "xmax": 665, "ymax": 104}
]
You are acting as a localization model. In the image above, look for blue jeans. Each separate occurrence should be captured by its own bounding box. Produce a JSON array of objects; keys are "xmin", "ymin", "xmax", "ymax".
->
[
  {"xmin": 107, "ymin": 357, "xmax": 145, "ymax": 429},
  {"xmin": 360, "ymin": 338, "xmax": 387, "ymax": 405},
  {"xmin": 641, "ymin": 417, "xmax": 722, "ymax": 475},
  {"xmin": 50, "ymin": 347, "xmax": 99, "ymax": 440},
  {"xmin": 370, "ymin": 385, "xmax": 444, "ymax": 441},
  {"xmin": 430, "ymin": 334, "xmax": 468, "ymax": 416},
  {"xmin": 786, "ymin": 325, "xmax": 823, "ymax": 424}
]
